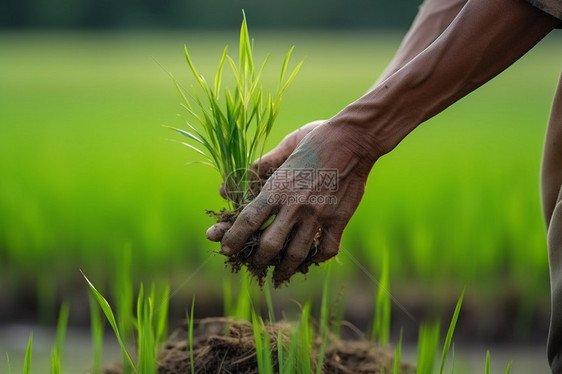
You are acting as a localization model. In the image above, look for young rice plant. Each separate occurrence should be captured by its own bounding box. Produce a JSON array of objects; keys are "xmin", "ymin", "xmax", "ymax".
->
[
  {"xmin": 168, "ymin": 13, "xmax": 301, "ymax": 209},
  {"xmin": 166, "ymin": 13, "xmax": 302, "ymax": 283}
]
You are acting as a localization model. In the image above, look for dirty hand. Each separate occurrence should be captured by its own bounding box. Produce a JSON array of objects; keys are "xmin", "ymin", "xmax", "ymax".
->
[
  {"xmin": 212, "ymin": 121, "xmax": 379, "ymax": 283},
  {"xmin": 215, "ymin": 120, "xmax": 325, "ymax": 201},
  {"xmin": 209, "ymin": 120, "xmax": 324, "ymax": 239}
]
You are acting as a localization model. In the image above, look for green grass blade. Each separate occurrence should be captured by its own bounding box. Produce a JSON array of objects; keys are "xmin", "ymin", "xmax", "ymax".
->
[
  {"xmin": 23, "ymin": 333, "xmax": 32, "ymax": 374},
  {"xmin": 6, "ymin": 353, "xmax": 11, "ymax": 374},
  {"xmin": 137, "ymin": 284, "xmax": 157, "ymax": 374},
  {"xmin": 188, "ymin": 297, "xmax": 195, "ymax": 374},
  {"xmin": 155, "ymin": 283, "xmax": 170, "ymax": 344},
  {"xmin": 251, "ymin": 311, "xmax": 268, "ymax": 374},
  {"xmin": 55, "ymin": 302, "xmax": 70, "ymax": 354},
  {"xmin": 181, "ymin": 141, "xmax": 207, "ymax": 156},
  {"xmin": 316, "ymin": 267, "xmax": 331, "ymax": 374},
  {"xmin": 239, "ymin": 11, "xmax": 254, "ymax": 77},
  {"xmin": 393, "ymin": 330, "xmax": 403, "ymax": 374},
  {"xmin": 82, "ymin": 271, "xmax": 137, "ymax": 373},
  {"xmin": 372, "ymin": 250, "xmax": 391, "ymax": 346},
  {"xmin": 277, "ymin": 329, "xmax": 284, "ymax": 374},
  {"xmin": 89, "ymin": 294, "xmax": 104, "ymax": 374},
  {"xmin": 184, "ymin": 45, "xmax": 205, "ymax": 89},
  {"xmin": 50, "ymin": 348, "xmax": 61, "ymax": 374},
  {"xmin": 505, "ymin": 361, "xmax": 512, "ymax": 374},
  {"xmin": 438, "ymin": 289, "xmax": 464, "ymax": 374},
  {"xmin": 50, "ymin": 302, "xmax": 70, "ymax": 374},
  {"xmin": 485, "ymin": 350, "xmax": 491, "ymax": 374},
  {"xmin": 298, "ymin": 303, "xmax": 312, "ymax": 374},
  {"xmin": 264, "ymin": 280, "xmax": 275, "ymax": 323},
  {"xmin": 234, "ymin": 273, "xmax": 252, "ymax": 321},
  {"xmin": 279, "ymin": 46, "xmax": 294, "ymax": 84},
  {"xmin": 416, "ymin": 322, "xmax": 440, "ymax": 374},
  {"xmin": 214, "ymin": 46, "xmax": 228, "ymax": 98},
  {"xmin": 165, "ymin": 126, "xmax": 205, "ymax": 145},
  {"xmin": 279, "ymin": 60, "xmax": 303, "ymax": 95},
  {"xmin": 223, "ymin": 280, "xmax": 233, "ymax": 317}
]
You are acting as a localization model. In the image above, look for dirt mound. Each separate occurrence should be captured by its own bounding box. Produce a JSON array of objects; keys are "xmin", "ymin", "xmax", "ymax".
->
[{"xmin": 105, "ymin": 317, "xmax": 416, "ymax": 374}]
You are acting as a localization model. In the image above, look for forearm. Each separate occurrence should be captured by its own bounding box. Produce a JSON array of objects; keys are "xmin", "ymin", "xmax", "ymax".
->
[
  {"xmin": 374, "ymin": 0, "xmax": 467, "ymax": 86},
  {"xmin": 336, "ymin": 0, "xmax": 558, "ymax": 157}
]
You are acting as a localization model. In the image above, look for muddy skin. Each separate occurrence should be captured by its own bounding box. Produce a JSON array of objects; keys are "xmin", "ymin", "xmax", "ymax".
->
[
  {"xmin": 207, "ymin": 207, "xmax": 318, "ymax": 288},
  {"xmin": 103, "ymin": 317, "xmax": 416, "ymax": 374}
]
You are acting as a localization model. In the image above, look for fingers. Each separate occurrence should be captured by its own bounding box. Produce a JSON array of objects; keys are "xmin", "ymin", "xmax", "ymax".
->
[
  {"xmin": 252, "ymin": 209, "xmax": 295, "ymax": 267},
  {"xmin": 273, "ymin": 220, "xmax": 319, "ymax": 284},
  {"xmin": 310, "ymin": 223, "xmax": 345, "ymax": 263},
  {"xmin": 206, "ymin": 221, "xmax": 232, "ymax": 242},
  {"xmin": 221, "ymin": 195, "xmax": 274, "ymax": 256}
]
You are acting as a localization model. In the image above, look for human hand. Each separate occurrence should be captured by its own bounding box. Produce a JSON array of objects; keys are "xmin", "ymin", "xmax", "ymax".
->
[
  {"xmin": 207, "ymin": 120, "xmax": 324, "ymax": 240},
  {"xmin": 210, "ymin": 121, "xmax": 379, "ymax": 285}
]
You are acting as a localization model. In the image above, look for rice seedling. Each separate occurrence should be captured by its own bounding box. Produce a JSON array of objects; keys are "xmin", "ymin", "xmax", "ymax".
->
[
  {"xmin": 89, "ymin": 294, "xmax": 104, "ymax": 374},
  {"xmin": 392, "ymin": 330, "xmax": 404, "ymax": 374},
  {"xmin": 416, "ymin": 322, "xmax": 440, "ymax": 374},
  {"xmin": 111, "ymin": 246, "xmax": 136, "ymax": 374},
  {"xmin": 5, "ymin": 353, "xmax": 11, "ymax": 374},
  {"xmin": 50, "ymin": 302, "xmax": 69, "ymax": 374},
  {"xmin": 84, "ymin": 270, "xmax": 171, "ymax": 374},
  {"xmin": 372, "ymin": 249, "xmax": 391, "ymax": 346},
  {"xmin": 166, "ymin": 13, "xmax": 302, "ymax": 284},
  {"xmin": 223, "ymin": 271, "xmax": 252, "ymax": 320},
  {"xmin": 83, "ymin": 271, "xmax": 137, "ymax": 372},
  {"xmin": 251, "ymin": 310, "xmax": 274, "ymax": 373},
  {"xmin": 315, "ymin": 274, "xmax": 331, "ymax": 374},
  {"xmin": 188, "ymin": 298, "xmax": 195, "ymax": 374},
  {"xmin": 438, "ymin": 289, "xmax": 464, "ymax": 374},
  {"xmin": 136, "ymin": 284, "xmax": 157, "ymax": 373},
  {"xmin": 23, "ymin": 333, "xmax": 32, "ymax": 374}
]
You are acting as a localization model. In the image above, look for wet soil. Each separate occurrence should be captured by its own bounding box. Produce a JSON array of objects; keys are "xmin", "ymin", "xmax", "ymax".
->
[
  {"xmin": 209, "ymin": 209, "xmax": 318, "ymax": 288},
  {"xmin": 104, "ymin": 317, "xmax": 416, "ymax": 374}
]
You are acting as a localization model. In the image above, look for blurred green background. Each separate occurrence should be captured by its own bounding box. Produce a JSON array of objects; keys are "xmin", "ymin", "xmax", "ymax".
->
[{"xmin": 1, "ymin": 1, "xmax": 561, "ymax": 353}]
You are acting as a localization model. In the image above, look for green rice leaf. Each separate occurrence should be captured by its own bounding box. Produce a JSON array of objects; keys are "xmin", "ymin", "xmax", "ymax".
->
[
  {"xmin": 6, "ymin": 353, "xmax": 11, "ymax": 374},
  {"xmin": 169, "ymin": 14, "xmax": 301, "ymax": 208},
  {"xmin": 89, "ymin": 294, "xmax": 104, "ymax": 374},
  {"xmin": 50, "ymin": 302, "xmax": 70, "ymax": 374},
  {"xmin": 214, "ymin": 46, "xmax": 229, "ymax": 98},
  {"xmin": 181, "ymin": 142, "xmax": 207, "ymax": 156},
  {"xmin": 392, "ymin": 330, "xmax": 403, "ymax": 374},
  {"xmin": 23, "ymin": 333, "xmax": 32, "ymax": 374},
  {"xmin": 155, "ymin": 283, "xmax": 170, "ymax": 344},
  {"xmin": 280, "ymin": 60, "xmax": 304, "ymax": 95},
  {"xmin": 188, "ymin": 297, "xmax": 195, "ymax": 374},
  {"xmin": 184, "ymin": 45, "xmax": 205, "ymax": 89},
  {"xmin": 438, "ymin": 289, "xmax": 464, "ymax": 374},
  {"xmin": 280, "ymin": 46, "xmax": 295, "ymax": 84},
  {"xmin": 82, "ymin": 271, "xmax": 137, "ymax": 373},
  {"xmin": 416, "ymin": 322, "xmax": 439, "ymax": 374},
  {"xmin": 50, "ymin": 348, "xmax": 61, "ymax": 374},
  {"xmin": 165, "ymin": 126, "xmax": 205, "ymax": 145}
]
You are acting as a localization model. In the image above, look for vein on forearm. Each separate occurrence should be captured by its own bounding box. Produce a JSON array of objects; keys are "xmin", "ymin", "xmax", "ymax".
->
[{"xmin": 336, "ymin": 0, "xmax": 559, "ymax": 156}]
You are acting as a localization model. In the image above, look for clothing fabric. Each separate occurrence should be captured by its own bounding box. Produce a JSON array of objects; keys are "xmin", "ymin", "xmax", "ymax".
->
[{"xmin": 525, "ymin": 0, "xmax": 562, "ymax": 21}]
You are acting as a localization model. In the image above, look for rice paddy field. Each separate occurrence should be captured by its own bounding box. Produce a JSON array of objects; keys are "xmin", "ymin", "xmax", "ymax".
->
[{"xmin": 1, "ymin": 29, "xmax": 562, "ymax": 372}]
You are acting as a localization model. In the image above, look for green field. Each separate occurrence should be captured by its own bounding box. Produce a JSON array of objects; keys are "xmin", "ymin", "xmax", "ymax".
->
[{"xmin": 1, "ymin": 29, "xmax": 561, "ymax": 337}]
